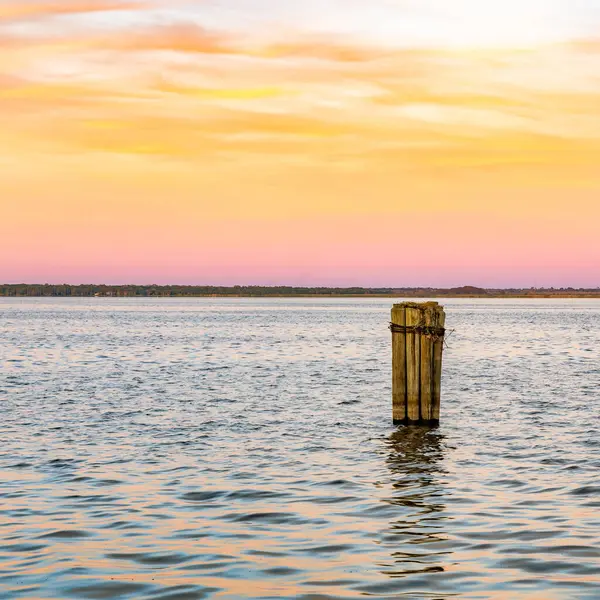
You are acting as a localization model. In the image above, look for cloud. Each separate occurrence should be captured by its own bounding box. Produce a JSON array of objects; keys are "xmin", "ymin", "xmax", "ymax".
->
[
  {"xmin": 565, "ymin": 37, "xmax": 600, "ymax": 53},
  {"xmin": 105, "ymin": 22, "xmax": 233, "ymax": 55},
  {"xmin": 0, "ymin": 0, "xmax": 147, "ymax": 22},
  {"xmin": 0, "ymin": 5, "xmax": 598, "ymax": 182},
  {"xmin": 259, "ymin": 38, "xmax": 388, "ymax": 63},
  {"xmin": 99, "ymin": 23, "xmax": 391, "ymax": 63}
]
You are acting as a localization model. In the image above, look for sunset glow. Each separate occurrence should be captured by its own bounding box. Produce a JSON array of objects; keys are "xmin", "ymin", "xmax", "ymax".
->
[{"xmin": 2, "ymin": 0, "xmax": 599, "ymax": 286}]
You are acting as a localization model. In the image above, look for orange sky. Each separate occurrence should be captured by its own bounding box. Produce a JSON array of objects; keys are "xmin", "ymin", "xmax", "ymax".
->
[{"xmin": 1, "ymin": 0, "xmax": 599, "ymax": 286}]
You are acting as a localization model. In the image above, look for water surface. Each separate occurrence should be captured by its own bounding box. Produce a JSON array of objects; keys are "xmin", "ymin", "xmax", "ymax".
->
[{"xmin": 1, "ymin": 298, "xmax": 599, "ymax": 599}]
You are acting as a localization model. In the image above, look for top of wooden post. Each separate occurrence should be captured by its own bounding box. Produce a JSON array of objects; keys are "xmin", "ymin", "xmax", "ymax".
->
[
  {"xmin": 391, "ymin": 301, "xmax": 445, "ymax": 326},
  {"xmin": 392, "ymin": 301, "xmax": 441, "ymax": 310}
]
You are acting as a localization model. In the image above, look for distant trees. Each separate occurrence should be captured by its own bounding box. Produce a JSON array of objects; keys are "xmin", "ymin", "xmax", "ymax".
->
[
  {"xmin": 446, "ymin": 286, "xmax": 488, "ymax": 295},
  {"xmin": 0, "ymin": 284, "xmax": 598, "ymax": 297}
]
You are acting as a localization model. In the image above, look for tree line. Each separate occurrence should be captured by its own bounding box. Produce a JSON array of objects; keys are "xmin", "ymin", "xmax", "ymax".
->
[{"xmin": 0, "ymin": 284, "xmax": 598, "ymax": 297}]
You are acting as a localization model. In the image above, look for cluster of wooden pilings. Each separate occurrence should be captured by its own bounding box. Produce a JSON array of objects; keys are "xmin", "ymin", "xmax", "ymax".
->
[{"xmin": 391, "ymin": 302, "xmax": 446, "ymax": 426}]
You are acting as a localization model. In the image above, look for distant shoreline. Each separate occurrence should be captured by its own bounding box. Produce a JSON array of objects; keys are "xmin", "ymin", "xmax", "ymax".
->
[
  {"xmin": 1, "ymin": 284, "xmax": 599, "ymax": 299},
  {"xmin": 2, "ymin": 295, "xmax": 599, "ymax": 299}
]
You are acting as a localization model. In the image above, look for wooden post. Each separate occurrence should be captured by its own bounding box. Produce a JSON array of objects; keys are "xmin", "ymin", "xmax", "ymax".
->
[
  {"xmin": 405, "ymin": 305, "xmax": 421, "ymax": 423},
  {"xmin": 390, "ymin": 302, "xmax": 446, "ymax": 426},
  {"xmin": 420, "ymin": 306, "xmax": 434, "ymax": 422},
  {"xmin": 431, "ymin": 308, "xmax": 445, "ymax": 422},
  {"xmin": 391, "ymin": 305, "xmax": 407, "ymax": 423}
]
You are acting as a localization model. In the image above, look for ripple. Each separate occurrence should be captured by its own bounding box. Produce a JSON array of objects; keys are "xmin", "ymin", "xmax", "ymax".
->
[
  {"xmin": 4, "ymin": 543, "xmax": 47, "ymax": 552},
  {"xmin": 106, "ymin": 552, "xmax": 191, "ymax": 566},
  {"xmin": 570, "ymin": 485, "xmax": 600, "ymax": 496},
  {"xmin": 38, "ymin": 530, "xmax": 92, "ymax": 539},
  {"xmin": 228, "ymin": 511, "xmax": 306, "ymax": 524},
  {"xmin": 180, "ymin": 491, "xmax": 224, "ymax": 502},
  {"xmin": 65, "ymin": 581, "xmax": 152, "ymax": 599},
  {"xmin": 146, "ymin": 585, "xmax": 220, "ymax": 600}
]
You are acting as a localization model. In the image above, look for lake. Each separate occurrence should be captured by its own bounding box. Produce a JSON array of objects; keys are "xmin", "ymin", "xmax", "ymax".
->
[{"xmin": 1, "ymin": 298, "xmax": 599, "ymax": 599}]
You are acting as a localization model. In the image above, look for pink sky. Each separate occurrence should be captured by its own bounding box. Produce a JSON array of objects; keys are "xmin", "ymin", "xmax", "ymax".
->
[{"xmin": 1, "ymin": 0, "xmax": 599, "ymax": 286}]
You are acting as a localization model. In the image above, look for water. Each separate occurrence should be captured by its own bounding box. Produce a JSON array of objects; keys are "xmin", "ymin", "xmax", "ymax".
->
[{"xmin": 1, "ymin": 297, "xmax": 599, "ymax": 600}]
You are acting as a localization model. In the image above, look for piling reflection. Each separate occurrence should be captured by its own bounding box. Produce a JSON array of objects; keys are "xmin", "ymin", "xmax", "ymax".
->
[{"xmin": 379, "ymin": 427, "xmax": 451, "ymax": 579}]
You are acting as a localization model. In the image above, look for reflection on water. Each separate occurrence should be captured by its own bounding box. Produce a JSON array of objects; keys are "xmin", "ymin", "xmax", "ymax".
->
[
  {"xmin": 363, "ymin": 428, "xmax": 461, "ymax": 599},
  {"xmin": 1, "ymin": 297, "xmax": 600, "ymax": 599},
  {"xmin": 383, "ymin": 428, "xmax": 449, "ymax": 578}
]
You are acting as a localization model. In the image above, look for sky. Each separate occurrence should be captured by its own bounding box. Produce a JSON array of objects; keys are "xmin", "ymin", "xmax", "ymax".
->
[{"xmin": 1, "ymin": 0, "xmax": 599, "ymax": 287}]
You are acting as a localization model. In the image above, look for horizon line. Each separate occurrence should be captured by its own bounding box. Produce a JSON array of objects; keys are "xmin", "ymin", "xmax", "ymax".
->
[{"xmin": 2, "ymin": 283, "xmax": 599, "ymax": 292}]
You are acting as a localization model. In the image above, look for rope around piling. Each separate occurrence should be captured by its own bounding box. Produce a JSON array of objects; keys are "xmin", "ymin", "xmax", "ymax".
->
[{"xmin": 389, "ymin": 322, "xmax": 446, "ymax": 339}]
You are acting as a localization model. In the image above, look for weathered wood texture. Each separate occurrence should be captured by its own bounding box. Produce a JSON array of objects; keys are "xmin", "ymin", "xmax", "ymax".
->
[
  {"xmin": 432, "ymin": 309, "xmax": 445, "ymax": 421},
  {"xmin": 405, "ymin": 306, "xmax": 421, "ymax": 423},
  {"xmin": 420, "ymin": 306, "xmax": 434, "ymax": 422},
  {"xmin": 391, "ymin": 302, "xmax": 446, "ymax": 425},
  {"xmin": 391, "ymin": 305, "xmax": 407, "ymax": 422}
]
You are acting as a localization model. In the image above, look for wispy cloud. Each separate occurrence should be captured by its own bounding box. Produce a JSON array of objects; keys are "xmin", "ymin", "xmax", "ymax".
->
[
  {"xmin": 0, "ymin": 0, "xmax": 147, "ymax": 23},
  {"xmin": 105, "ymin": 22, "xmax": 233, "ymax": 55},
  {"xmin": 0, "ymin": 1, "xmax": 599, "ymax": 178}
]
